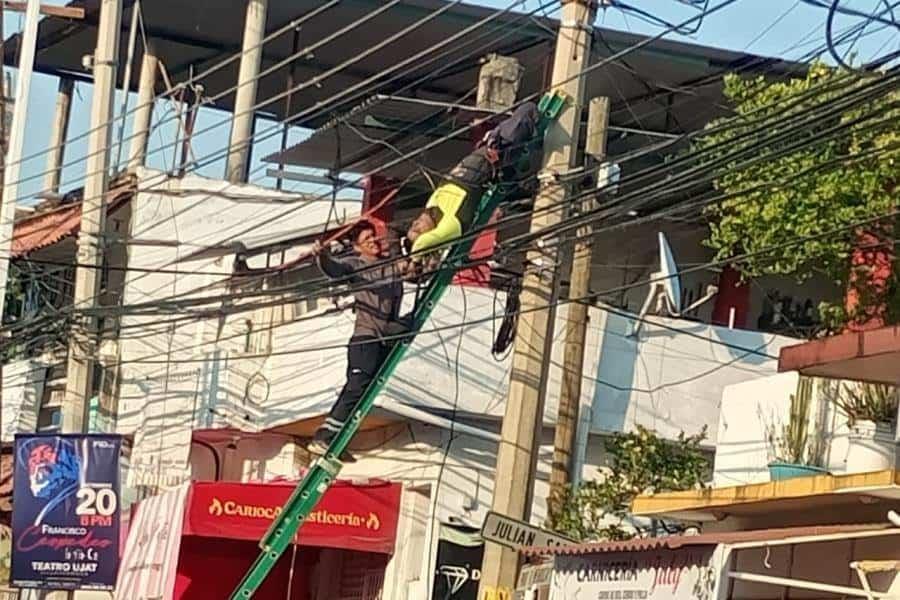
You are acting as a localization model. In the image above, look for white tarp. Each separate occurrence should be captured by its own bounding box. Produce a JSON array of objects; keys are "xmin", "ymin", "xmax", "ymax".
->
[{"xmin": 114, "ymin": 483, "xmax": 189, "ymax": 600}]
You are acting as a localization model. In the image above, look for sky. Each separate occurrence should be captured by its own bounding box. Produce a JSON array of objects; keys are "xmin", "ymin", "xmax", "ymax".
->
[{"xmin": 2, "ymin": 0, "xmax": 898, "ymax": 205}]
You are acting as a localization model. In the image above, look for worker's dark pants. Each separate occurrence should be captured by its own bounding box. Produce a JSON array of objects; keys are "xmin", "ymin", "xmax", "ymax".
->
[{"xmin": 315, "ymin": 332, "xmax": 402, "ymax": 443}]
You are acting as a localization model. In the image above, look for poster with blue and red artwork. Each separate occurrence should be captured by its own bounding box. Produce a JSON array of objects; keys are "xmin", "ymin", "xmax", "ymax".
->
[{"xmin": 11, "ymin": 434, "xmax": 122, "ymax": 590}]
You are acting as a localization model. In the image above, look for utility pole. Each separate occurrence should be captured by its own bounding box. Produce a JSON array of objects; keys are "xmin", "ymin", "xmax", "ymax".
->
[
  {"xmin": 548, "ymin": 96, "xmax": 609, "ymax": 515},
  {"xmin": 128, "ymin": 44, "xmax": 158, "ymax": 169},
  {"xmin": 478, "ymin": 2, "xmax": 597, "ymax": 598},
  {"xmin": 0, "ymin": 0, "xmax": 41, "ymax": 321},
  {"xmin": 225, "ymin": 0, "xmax": 267, "ymax": 183},
  {"xmin": 43, "ymin": 78, "xmax": 75, "ymax": 195},
  {"xmin": 61, "ymin": 0, "xmax": 123, "ymax": 434},
  {"xmin": 0, "ymin": 0, "xmax": 40, "ymax": 461}
]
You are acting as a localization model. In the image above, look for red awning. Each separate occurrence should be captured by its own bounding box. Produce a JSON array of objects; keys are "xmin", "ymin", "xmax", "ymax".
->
[{"xmin": 183, "ymin": 480, "xmax": 402, "ymax": 555}]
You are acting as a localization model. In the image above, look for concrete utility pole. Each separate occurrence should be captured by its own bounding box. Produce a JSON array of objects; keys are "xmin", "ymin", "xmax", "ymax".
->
[
  {"xmin": 43, "ymin": 78, "xmax": 75, "ymax": 195},
  {"xmin": 0, "ymin": 0, "xmax": 42, "ymax": 322},
  {"xmin": 62, "ymin": 0, "xmax": 123, "ymax": 434},
  {"xmin": 548, "ymin": 96, "xmax": 609, "ymax": 514},
  {"xmin": 225, "ymin": 0, "xmax": 267, "ymax": 183},
  {"xmin": 478, "ymin": 1, "xmax": 597, "ymax": 598},
  {"xmin": 0, "ymin": 0, "xmax": 39, "ymax": 458},
  {"xmin": 128, "ymin": 44, "xmax": 158, "ymax": 169}
]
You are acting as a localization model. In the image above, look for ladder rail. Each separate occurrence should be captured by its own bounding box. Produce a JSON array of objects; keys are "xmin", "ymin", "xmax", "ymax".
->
[{"xmin": 229, "ymin": 91, "xmax": 566, "ymax": 599}]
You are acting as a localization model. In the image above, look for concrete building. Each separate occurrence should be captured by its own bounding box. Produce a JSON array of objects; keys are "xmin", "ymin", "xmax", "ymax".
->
[{"xmin": 0, "ymin": 1, "xmax": 835, "ymax": 598}]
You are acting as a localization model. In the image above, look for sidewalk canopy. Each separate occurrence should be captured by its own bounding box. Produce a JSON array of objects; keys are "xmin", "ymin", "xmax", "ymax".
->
[
  {"xmin": 778, "ymin": 325, "xmax": 900, "ymax": 385},
  {"xmin": 631, "ymin": 469, "xmax": 900, "ymax": 523}
]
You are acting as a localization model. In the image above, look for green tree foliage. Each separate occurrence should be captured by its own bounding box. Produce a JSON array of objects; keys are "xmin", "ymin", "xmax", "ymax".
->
[
  {"xmin": 699, "ymin": 64, "xmax": 899, "ymax": 329},
  {"xmin": 547, "ymin": 426, "xmax": 709, "ymax": 541}
]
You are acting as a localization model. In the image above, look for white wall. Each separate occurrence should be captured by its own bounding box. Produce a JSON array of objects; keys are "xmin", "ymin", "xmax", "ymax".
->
[
  {"xmin": 714, "ymin": 372, "xmax": 799, "ymax": 487},
  {"xmin": 714, "ymin": 374, "xmax": 899, "ymax": 487},
  {"xmin": 1, "ymin": 357, "xmax": 46, "ymax": 441},
  {"xmin": 117, "ymin": 168, "xmax": 360, "ymax": 488},
  {"xmin": 586, "ymin": 310, "xmax": 796, "ymax": 444}
]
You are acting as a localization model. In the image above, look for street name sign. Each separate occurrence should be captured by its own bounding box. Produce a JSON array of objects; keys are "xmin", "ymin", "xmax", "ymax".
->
[{"xmin": 481, "ymin": 511, "xmax": 575, "ymax": 552}]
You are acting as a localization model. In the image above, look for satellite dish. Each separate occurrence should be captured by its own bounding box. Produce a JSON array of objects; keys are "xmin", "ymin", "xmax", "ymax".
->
[
  {"xmin": 629, "ymin": 232, "xmax": 718, "ymax": 337},
  {"xmin": 659, "ymin": 232, "xmax": 681, "ymax": 315}
]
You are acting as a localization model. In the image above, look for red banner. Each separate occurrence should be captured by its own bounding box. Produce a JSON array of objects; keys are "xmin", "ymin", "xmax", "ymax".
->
[{"xmin": 183, "ymin": 481, "xmax": 401, "ymax": 555}]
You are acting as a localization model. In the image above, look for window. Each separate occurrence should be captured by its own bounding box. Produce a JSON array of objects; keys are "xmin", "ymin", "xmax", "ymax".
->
[
  {"xmin": 243, "ymin": 319, "xmax": 254, "ymax": 353},
  {"xmin": 240, "ymin": 309, "xmax": 273, "ymax": 355},
  {"xmin": 36, "ymin": 407, "xmax": 61, "ymax": 433}
]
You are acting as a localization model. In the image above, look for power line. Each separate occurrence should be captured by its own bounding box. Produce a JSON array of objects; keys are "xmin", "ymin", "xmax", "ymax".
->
[
  {"xmin": 7, "ymin": 0, "xmax": 888, "ymax": 342},
  {"xmin": 8, "ymin": 62, "xmax": 892, "ymax": 342}
]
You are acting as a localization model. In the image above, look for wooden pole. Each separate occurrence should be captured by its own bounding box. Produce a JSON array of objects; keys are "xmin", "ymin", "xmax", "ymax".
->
[{"xmin": 548, "ymin": 96, "xmax": 609, "ymax": 517}]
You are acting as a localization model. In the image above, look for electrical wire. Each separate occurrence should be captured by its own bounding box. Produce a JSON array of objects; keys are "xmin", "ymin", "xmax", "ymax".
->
[
  {"xmin": 430, "ymin": 285, "xmax": 467, "ymax": 553},
  {"xmin": 7, "ymin": 3, "xmax": 892, "ymax": 346},
  {"xmin": 7, "ymin": 62, "xmax": 888, "ymax": 352},
  {"xmin": 2, "ymin": 0, "xmax": 346, "ymax": 175},
  {"xmin": 3, "ymin": 199, "xmax": 895, "ymax": 392},
  {"xmin": 101, "ymin": 69, "xmax": 899, "ymax": 318},
  {"xmin": 2, "ymin": 0, "xmax": 560, "ymax": 325},
  {"xmin": 2, "ymin": 0, "xmax": 535, "ymax": 203}
]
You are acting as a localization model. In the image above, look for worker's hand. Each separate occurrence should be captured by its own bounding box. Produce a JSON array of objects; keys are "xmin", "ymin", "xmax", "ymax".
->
[
  {"xmin": 403, "ymin": 259, "xmax": 424, "ymax": 282},
  {"xmin": 311, "ymin": 240, "xmax": 324, "ymax": 256},
  {"xmin": 424, "ymin": 254, "xmax": 442, "ymax": 274}
]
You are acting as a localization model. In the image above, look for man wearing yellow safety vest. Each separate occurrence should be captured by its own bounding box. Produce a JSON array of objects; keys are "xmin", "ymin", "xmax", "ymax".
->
[{"xmin": 403, "ymin": 102, "xmax": 539, "ymax": 276}]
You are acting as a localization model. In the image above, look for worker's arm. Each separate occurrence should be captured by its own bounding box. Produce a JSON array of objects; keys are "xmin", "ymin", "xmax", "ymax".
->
[
  {"xmin": 410, "ymin": 213, "xmax": 463, "ymax": 255},
  {"xmin": 315, "ymin": 245, "xmax": 361, "ymax": 282}
]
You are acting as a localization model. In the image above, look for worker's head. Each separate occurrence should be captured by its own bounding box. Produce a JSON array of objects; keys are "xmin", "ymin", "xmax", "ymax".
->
[
  {"xmin": 350, "ymin": 220, "xmax": 382, "ymax": 259},
  {"xmin": 406, "ymin": 206, "xmax": 444, "ymax": 244}
]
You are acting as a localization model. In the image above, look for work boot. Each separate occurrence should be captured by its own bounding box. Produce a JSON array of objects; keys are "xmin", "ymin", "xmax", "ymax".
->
[{"xmin": 307, "ymin": 437, "xmax": 356, "ymax": 464}]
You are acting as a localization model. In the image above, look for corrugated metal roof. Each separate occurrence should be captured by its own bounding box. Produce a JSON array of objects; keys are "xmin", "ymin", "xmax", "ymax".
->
[
  {"xmin": 266, "ymin": 94, "xmax": 494, "ymax": 179},
  {"xmin": 11, "ymin": 181, "xmax": 134, "ymax": 257},
  {"xmin": 3, "ymin": 0, "xmax": 800, "ymax": 131},
  {"xmin": 522, "ymin": 524, "xmax": 893, "ymax": 557}
]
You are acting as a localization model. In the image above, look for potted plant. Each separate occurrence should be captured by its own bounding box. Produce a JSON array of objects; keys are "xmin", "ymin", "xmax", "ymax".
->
[
  {"xmin": 767, "ymin": 378, "xmax": 829, "ymax": 480},
  {"xmin": 835, "ymin": 383, "xmax": 898, "ymax": 473}
]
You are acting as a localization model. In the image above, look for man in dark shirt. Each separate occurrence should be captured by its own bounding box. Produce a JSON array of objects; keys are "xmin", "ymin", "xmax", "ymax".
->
[{"xmin": 309, "ymin": 220, "xmax": 406, "ymax": 460}]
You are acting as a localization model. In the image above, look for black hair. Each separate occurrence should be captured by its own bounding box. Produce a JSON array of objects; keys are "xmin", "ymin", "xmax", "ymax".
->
[
  {"xmin": 423, "ymin": 206, "xmax": 444, "ymax": 224},
  {"xmin": 348, "ymin": 219, "xmax": 377, "ymax": 243}
]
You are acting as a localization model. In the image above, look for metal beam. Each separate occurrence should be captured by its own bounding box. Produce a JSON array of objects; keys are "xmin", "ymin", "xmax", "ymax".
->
[
  {"xmin": 728, "ymin": 571, "xmax": 890, "ymax": 599},
  {"xmin": 264, "ymin": 169, "xmax": 364, "ymax": 189},
  {"xmin": 3, "ymin": 2, "xmax": 85, "ymax": 19}
]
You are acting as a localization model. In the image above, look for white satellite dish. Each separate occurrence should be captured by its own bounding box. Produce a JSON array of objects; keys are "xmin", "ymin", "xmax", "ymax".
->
[
  {"xmin": 659, "ymin": 232, "xmax": 681, "ymax": 315},
  {"xmin": 630, "ymin": 232, "xmax": 718, "ymax": 337}
]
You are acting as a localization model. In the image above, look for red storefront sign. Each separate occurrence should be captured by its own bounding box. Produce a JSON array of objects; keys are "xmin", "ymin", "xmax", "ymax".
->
[{"xmin": 183, "ymin": 480, "xmax": 401, "ymax": 555}]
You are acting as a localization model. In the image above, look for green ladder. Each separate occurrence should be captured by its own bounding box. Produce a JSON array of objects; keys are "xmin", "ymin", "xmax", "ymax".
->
[{"xmin": 229, "ymin": 91, "xmax": 567, "ymax": 599}]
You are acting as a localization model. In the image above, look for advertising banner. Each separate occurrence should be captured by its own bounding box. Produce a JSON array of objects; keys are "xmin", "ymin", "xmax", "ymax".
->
[
  {"xmin": 432, "ymin": 523, "xmax": 483, "ymax": 600},
  {"xmin": 11, "ymin": 434, "xmax": 122, "ymax": 590},
  {"xmin": 184, "ymin": 480, "xmax": 402, "ymax": 554},
  {"xmin": 551, "ymin": 548, "xmax": 717, "ymax": 600}
]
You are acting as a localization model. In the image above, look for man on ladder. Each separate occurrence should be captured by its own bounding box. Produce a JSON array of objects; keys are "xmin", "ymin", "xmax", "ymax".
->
[
  {"xmin": 228, "ymin": 91, "xmax": 566, "ymax": 600},
  {"xmin": 309, "ymin": 221, "xmax": 408, "ymax": 461},
  {"xmin": 403, "ymin": 101, "xmax": 541, "ymax": 277}
]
